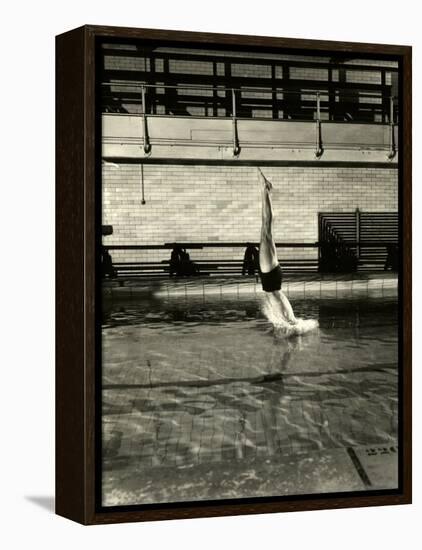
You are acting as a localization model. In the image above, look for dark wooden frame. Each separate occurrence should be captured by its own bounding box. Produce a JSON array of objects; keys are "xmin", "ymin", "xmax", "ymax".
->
[{"xmin": 56, "ymin": 25, "xmax": 412, "ymax": 525}]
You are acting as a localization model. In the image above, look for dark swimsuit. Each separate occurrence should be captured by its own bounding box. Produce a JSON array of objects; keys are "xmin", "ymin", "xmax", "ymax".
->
[{"xmin": 260, "ymin": 264, "xmax": 283, "ymax": 292}]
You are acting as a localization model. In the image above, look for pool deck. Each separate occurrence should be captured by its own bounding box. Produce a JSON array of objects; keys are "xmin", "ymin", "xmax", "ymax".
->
[
  {"xmin": 103, "ymin": 444, "xmax": 398, "ymax": 506},
  {"xmin": 103, "ymin": 271, "xmax": 398, "ymax": 300}
]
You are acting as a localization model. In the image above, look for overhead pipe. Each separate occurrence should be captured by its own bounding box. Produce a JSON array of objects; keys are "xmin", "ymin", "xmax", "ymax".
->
[
  {"xmin": 141, "ymin": 85, "xmax": 151, "ymax": 155},
  {"xmin": 140, "ymin": 164, "xmax": 146, "ymax": 205},
  {"xmin": 231, "ymin": 88, "xmax": 241, "ymax": 156},
  {"xmin": 315, "ymin": 92, "xmax": 324, "ymax": 158},
  {"xmin": 388, "ymin": 96, "xmax": 396, "ymax": 160}
]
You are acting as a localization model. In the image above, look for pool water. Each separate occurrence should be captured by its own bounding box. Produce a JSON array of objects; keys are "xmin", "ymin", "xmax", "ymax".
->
[{"xmin": 101, "ymin": 293, "xmax": 398, "ymax": 506}]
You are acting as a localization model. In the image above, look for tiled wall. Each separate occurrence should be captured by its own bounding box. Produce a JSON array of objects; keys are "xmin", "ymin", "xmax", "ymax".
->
[{"xmin": 102, "ymin": 164, "xmax": 398, "ymax": 264}]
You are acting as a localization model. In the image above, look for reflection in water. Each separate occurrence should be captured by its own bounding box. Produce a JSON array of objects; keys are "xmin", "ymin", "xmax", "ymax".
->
[{"xmin": 102, "ymin": 295, "xmax": 398, "ymax": 503}]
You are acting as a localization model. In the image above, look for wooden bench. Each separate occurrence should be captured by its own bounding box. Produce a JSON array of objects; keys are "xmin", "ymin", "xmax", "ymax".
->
[{"xmin": 110, "ymin": 258, "xmax": 319, "ymax": 278}]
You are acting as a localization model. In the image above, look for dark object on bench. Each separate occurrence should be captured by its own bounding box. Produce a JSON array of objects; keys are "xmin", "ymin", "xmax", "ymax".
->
[
  {"xmin": 169, "ymin": 245, "xmax": 200, "ymax": 277},
  {"xmin": 101, "ymin": 225, "xmax": 113, "ymax": 236},
  {"xmin": 384, "ymin": 244, "xmax": 398, "ymax": 271},
  {"xmin": 101, "ymin": 247, "xmax": 117, "ymax": 278},
  {"xmin": 319, "ymin": 242, "xmax": 358, "ymax": 273},
  {"xmin": 242, "ymin": 243, "xmax": 259, "ymax": 275}
]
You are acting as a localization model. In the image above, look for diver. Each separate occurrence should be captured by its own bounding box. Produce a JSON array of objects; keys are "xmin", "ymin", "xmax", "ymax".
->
[{"xmin": 258, "ymin": 169, "xmax": 318, "ymax": 335}]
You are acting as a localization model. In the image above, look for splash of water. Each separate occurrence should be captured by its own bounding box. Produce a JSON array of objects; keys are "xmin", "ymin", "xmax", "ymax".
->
[{"xmin": 261, "ymin": 300, "xmax": 319, "ymax": 337}]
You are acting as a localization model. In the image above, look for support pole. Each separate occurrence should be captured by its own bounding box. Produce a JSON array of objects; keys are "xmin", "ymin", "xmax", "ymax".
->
[{"xmin": 355, "ymin": 208, "xmax": 360, "ymax": 261}]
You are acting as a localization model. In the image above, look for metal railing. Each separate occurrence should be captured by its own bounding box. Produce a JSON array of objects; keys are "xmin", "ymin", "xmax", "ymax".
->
[{"xmin": 102, "ymin": 82, "xmax": 398, "ymax": 123}]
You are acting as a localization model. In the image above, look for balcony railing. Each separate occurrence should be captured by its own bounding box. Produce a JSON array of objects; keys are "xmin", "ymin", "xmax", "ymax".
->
[{"xmin": 101, "ymin": 82, "xmax": 398, "ymax": 126}]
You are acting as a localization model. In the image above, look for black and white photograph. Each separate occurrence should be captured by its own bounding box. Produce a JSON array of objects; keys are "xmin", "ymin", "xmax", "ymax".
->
[
  {"xmin": 100, "ymin": 40, "xmax": 401, "ymax": 508},
  {"xmin": 4, "ymin": 0, "xmax": 421, "ymax": 544}
]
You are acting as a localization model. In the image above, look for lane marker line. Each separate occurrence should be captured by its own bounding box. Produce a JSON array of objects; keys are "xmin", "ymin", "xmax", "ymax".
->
[{"xmin": 347, "ymin": 447, "xmax": 372, "ymax": 488}]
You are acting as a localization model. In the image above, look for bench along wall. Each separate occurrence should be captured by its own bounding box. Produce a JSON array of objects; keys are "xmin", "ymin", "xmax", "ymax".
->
[{"xmin": 102, "ymin": 163, "xmax": 398, "ymax": 264}]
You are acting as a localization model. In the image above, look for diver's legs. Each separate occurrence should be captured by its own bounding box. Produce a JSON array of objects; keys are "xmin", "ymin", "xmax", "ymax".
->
[
  {"xmin": 267, "ymin": 290, "xmax": 297, "ymax": 324},
  {"xmin": 259, "ymin": 171, "xmax": 279, "ymax": 273}
]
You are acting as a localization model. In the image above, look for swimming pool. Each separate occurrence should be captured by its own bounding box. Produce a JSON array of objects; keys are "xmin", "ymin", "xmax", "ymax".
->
[{"xmin": 101, "ymin": 292, "xmax": 398, "ymax": 506}]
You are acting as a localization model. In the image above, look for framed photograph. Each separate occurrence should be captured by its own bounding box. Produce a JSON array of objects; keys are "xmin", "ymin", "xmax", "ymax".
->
[{"xmin": 56, "ymin": 25, "xmax": 412, "ymax": 525}]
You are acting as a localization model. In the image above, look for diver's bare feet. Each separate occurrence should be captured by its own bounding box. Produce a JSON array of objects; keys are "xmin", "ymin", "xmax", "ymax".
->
[{"xmin": 258, "ymin": 168, "xmax": 273, "ymax": 192}]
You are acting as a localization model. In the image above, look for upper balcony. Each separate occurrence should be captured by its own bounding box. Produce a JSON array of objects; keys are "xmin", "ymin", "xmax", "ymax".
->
[{"xmin": 100, "ymin": 49, "xmax": 399, "ymax": 164}]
